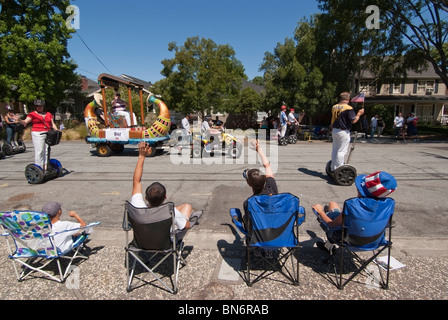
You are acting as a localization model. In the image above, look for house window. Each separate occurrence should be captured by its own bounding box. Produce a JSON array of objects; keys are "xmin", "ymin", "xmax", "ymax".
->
[
  {"xmin": 392, "ymin": 84, "xmax": 402, "ymax": 94},
  {"xmin": 359, "ymin": 81, "xmax": 376, "ymax": 95},
  {"xmin": 417, "ymin": 80, "xmax": 435, "ymax": 94}
]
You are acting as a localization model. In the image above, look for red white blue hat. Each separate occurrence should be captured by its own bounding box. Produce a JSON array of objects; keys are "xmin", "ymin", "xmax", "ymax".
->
[{"xmin": 355, "ymin": 171, "xmax": 397, "ymax": 198}]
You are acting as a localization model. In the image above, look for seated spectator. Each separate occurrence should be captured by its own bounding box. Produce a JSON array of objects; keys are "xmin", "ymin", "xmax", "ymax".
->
[
  {"xmin": 130, "ymin": 142, "xmax": 193, "ymax": 230},
  {"xmin": 41, "ymin": 201, "xmax": 89, "ymax": 253},
  {"xmin": 312, "ymin": 171, "xmax": 397, "ymax": 250},
  {"xmin": 111, "ymin": 93, "xmax": 137, "ymax": 127}
]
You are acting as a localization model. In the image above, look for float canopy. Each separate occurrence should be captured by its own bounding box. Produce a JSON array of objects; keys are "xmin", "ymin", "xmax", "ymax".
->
[{"xmin": 97, "ymin": 73, "xmax": 148, "ymax": 89}]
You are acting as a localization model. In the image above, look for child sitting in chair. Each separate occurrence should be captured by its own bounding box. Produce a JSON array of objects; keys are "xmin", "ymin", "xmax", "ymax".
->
[{"xmin": 42, "ymin": 202, "xmax": 88, "ymax": 253}]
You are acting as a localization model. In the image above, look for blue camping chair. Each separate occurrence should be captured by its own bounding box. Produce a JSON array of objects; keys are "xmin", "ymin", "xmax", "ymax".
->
[
  {"xmin": 313, "ymin": 197, "xmax": 395, "ymax": 290},
  {"xmin": 230, "ymin": 193, "xmax": 305, "ymax": 286}
]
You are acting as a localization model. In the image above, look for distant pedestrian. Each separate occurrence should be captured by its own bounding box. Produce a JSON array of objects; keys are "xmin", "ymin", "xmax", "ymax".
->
[
  {"xmin": 360, "ymin": 114, "xmax": 369, "ymax": 139},
  {"xmin": 370, "ymin": 115, "xmax": 378, "ymax": 139},
  {"xmin": 394, "ymin": 113, "xmax": 404, "ymax": 139},
  {"xmin": 377, "ymin": 116, "xmax": 384, "ymax": 139},
  {"xmin": 407, "ymin": 113, "xmax": 418, "ymax": 139}
]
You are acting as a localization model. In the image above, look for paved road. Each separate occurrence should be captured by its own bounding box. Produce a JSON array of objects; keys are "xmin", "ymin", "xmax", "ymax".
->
[{"xmin": 1, "ymin": 138, "xmax": 447, "ymax": 239}]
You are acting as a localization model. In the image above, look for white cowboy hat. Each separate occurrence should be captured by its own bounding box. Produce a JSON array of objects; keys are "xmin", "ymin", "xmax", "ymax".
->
[{"xmin": 93, "ymin": 92, "xmax": 104, "ymax": 107}]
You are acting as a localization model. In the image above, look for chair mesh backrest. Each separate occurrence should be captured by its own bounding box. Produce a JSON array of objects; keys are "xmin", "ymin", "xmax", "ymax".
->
[
  {"xmin": 0, "ymin": 211, "xmax": 57, "ymax": 258},
  {"xmin": 124, "ymin": 201, "xmax": 174, "ymax": 250},
  {"xmin": 343, "ymin": 197, "xmax": 395, "ymax": 249},
  {"xmin": 246, "ymin": 193, "xmax": 302, "ymax": 247}
]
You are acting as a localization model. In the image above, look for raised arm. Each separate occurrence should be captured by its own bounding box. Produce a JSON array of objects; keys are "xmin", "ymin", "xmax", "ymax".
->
[
  {"xmin": 132, "ymin": 142, "xmax": 152, "ymax": 196},
  {"xmin": 251, "ymin": 139, "xmax": 273, "ymax": 178}
]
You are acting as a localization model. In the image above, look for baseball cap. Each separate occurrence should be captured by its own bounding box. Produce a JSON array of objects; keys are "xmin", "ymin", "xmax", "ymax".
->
[
  {"xmin": 355, "ymin": 171, "xmax": 397, "ymax": 198},
  {"xmin": 281, "ymin": 105, "xmax": 286, "ymax": 110},
  {"xmin": 290, "ymin": 108, "xmax": 295, "ymax": 112},
  {"xmin": 41, "ymin": 201, "xmax": 61, "ymax": 217}
]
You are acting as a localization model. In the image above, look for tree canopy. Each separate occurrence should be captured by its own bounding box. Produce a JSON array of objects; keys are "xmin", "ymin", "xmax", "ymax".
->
[
  {"xmin": 0, "ymin": 0, "xmax": 79, "ymax": 110},
  {"xmin": 154, "ymin": 36, "xmax": 246, "ymax": 119}
]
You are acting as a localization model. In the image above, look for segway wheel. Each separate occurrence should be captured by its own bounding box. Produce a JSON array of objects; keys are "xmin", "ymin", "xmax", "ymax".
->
[
  {"xmin": 325, "ymin": 161, "xmax": 334, "ymax": 178},
  {"xmin": 333, "ymin": 165, "xmax": 357, "ymax": 186},
  {"xmin": 3, "ymin": 143, "xmax": 13, "ymax": 156},
  {"xmin": 25, "ymin": 164, "xmax": 44, "ymax": 184},
  {"xmin": 278, "ymin": 137, "xmax": 288, "ymax": 146},
  {"xmin": 288, "ymin": 135, "xmax": 297, "ymax": 144}
]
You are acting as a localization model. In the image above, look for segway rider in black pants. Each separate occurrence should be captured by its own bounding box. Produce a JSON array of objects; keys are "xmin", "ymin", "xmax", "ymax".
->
[{"xmin": 330, "ymin": 92, "xmax": 364, "ymax": 172}]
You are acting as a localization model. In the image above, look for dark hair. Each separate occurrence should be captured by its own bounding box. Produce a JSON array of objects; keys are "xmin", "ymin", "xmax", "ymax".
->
[
  {"xmin": 145, "ymin": 182, "xmax": 166, "ymax": 207},
  {"xmin": 246, "ymin": 169, "xmax": 266, "ymax": 195}
]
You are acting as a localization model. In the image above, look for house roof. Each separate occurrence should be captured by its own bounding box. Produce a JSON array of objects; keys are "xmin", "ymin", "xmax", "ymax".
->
[
  {"xmin": 360, "ymin": 63, "xmax": 441, "ymax": 80},
  {"xmin": 365, "ymin": 94, "xmax": 448, "ymax": 103},
  {"xmin": 242, "ymin": 79, "xmax": 265, "ymax": 94}
]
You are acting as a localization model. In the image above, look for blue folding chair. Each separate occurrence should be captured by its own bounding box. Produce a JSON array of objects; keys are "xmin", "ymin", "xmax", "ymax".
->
[
  {"xmin": 230, "ymin": 193, "xmax": 305, "ymax": 286},
  {"xmin": 313, "ymin": 197, "xmax": 395, "ymax": 290}
]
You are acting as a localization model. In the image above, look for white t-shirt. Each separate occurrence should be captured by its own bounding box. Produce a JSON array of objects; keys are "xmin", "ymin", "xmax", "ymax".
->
[
  {"xmin": 181, "ymin": 117, "xmax": 190, "ymax": 134},
  {"xmin": 51, "ymin": 220, "xmax": 81, "ymax": 253},
  {"xmin": 201, "ymin": 121, "xmax": 210, "ymax": 135},
  {"xmin": 288, "ymin": 112, "xmax": 296, "ymax": 123},
  {"xmin": 394, "ymin": 116, "xmax": 404, "ymax": 128},
  {"xmin": 130, "ymin": 193, "xmax": 187, "ymax": 230}
]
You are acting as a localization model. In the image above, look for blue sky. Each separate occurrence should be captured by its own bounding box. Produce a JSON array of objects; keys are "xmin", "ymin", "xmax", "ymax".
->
[{"xmin": 68, "ymin": 0, "xmax": 320, "ymax": 84}]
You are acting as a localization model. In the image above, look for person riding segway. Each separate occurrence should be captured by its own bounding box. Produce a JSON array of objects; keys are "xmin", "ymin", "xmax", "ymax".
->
[
  {"xmin": 23, "ymin": 99, "xmax": 63, "ymax": 184},
  {"xmin": 326, "ymin": 92, "xmax": 364, "ymax": 186}
]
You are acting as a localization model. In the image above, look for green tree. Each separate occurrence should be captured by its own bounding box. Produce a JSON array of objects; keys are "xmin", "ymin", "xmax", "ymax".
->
[
  {"xmin": 380, "ymin": 0, "xmax": 448, "ymax": 87},
  {"xmin": 235, "ymin": 86, "xmax": 263, "ymax": 115},
  {"xmin": 316, "ymin": 0, "xmax": 408, "ymax": 94},
  {"xmin": 154, "ymin": 36, "xmax": 246, "ymax": 118},
  {"xmin": 260, "ymin": 18, "xmax": 336, "ymax": 122},
  {"xmin": 316, "ymin": 0, "xmax": 448, "ymax": 91},
  {"xmin": 0, "ymin": 0, "xmax": 79, "ymax": 110}
]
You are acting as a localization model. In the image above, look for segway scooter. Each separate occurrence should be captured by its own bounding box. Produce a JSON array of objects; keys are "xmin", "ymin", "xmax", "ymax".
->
[
  {"xmin": 325, "ymin": 131, "xmax": 358, "ymax": 186},
  {"xmin": 25, "ymin": 130, "xmax": 63, "ymax": 184},
  {"xmin": 2, "ymin": 123, "xmax": 26, "ymax": 156}
]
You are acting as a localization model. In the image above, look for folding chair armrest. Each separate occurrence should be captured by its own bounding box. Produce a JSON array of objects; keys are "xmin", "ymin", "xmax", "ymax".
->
[
  {"xmin": 312, "ymin": 208, "xmax": 330, "ymax": 231},
  {"xmin": 188, "ymin": 210, "xmax": 203, "ymax": 228},
  {"xmin": 229, "ymin": 208, "xmax": 247, "ymax": 235},
  {"xmin": 298, "ymin": 206, "xmax": 306, "ymax": 224},
  {"xmin": 49, "ymin": 222, "xmax": 101, "ymax": 237}
]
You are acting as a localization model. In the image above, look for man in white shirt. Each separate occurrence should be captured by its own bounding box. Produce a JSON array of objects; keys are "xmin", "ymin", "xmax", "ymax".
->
[
  {"xmin": 287, "ymin": 108, "xmax": 299, "ymax": 137},
  {"xmin": 131, "ymin": 142, "xmax": 193, "ymax": 230},
  {"xmin": 394, "ymin": 112, "xmax": 404, "ymax": 138},
  {"xmin": 181, "ymin": 114, "xmax": 192, "ymax": 145}
]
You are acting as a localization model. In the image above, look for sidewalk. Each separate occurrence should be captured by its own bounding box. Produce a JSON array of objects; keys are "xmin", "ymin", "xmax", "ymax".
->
[{"xmin": 1, "ymin": 227, "xmax": 447, "ymax": 301}]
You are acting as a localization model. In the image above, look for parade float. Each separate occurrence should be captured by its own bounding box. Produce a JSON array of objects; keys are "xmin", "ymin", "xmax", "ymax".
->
[{"xmin": 84, "ymin": 74, "xmax": 170, "ymax": 157}]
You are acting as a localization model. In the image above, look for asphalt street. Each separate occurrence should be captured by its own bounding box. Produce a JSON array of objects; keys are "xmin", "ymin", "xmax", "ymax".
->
[{"xmin": 1, "ymin": 138, "xmax": 447, "ymax": 239}]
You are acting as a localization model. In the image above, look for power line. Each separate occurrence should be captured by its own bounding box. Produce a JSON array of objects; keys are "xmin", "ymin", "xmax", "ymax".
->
[{"xmin": 74, "ymin": 30, "xmax": 113, "ymax": 74}]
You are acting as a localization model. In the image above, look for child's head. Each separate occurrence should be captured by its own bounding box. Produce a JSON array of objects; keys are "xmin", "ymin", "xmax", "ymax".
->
[
  {"xmin": 42, "ymin": 202, "xmax": 62, "ymax": 218},
  {"xmin": 245, "ymin": 168, "xmax": 266, "ymax": 195}
]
